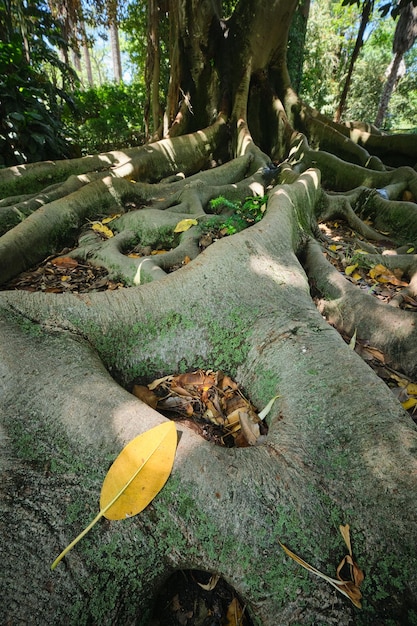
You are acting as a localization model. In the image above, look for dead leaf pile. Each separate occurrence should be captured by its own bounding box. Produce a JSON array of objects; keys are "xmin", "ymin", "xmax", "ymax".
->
[
  {"xmin": 3, "ymin": 254, "xmax": 123, "ymax": 293},
  {"xmin": 132, "ymin": 369, "xmax": 269, "ymax": 447}
]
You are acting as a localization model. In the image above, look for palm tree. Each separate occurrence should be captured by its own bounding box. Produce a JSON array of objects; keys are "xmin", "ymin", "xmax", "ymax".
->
[{"xmin": 375, "ymin": 2, "xmax": 417, "ymax": 127}]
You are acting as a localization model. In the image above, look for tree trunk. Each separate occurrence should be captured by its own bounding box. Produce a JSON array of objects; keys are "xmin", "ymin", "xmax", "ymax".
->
[
  {"xmin": 288, "ymin": 0, "xmax": 310, "ymax": 93},
  {"xmin": 80, "ymin": 21, "xmax": 94, "ymax": 87},
  {"xmin": 108, "ymin": 9, "xmax": 122, "ymax": 84},
  {"xmin": 374, "ymin": 51, "xmax": 403, "ymax": 128},
  {"xmin": 145, "ymin": 0, "xmax": 161, "ymax": 138},
  {"xmin": 375, "ymin": 2, "xmax": 417, "ymax": 128},
  {"xmin": 1, "ymin": 2, "xmax": 417, "ymax": 625},
  {"xmin": 334, "ymin": 0, "xmax": 372, "ymax": 123}
]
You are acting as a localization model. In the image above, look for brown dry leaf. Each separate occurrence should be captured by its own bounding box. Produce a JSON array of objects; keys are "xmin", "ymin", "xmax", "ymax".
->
[
  {"xmin": 132, "ymin": 384, "xmax": 159, "ymax": 409},
  {"xmin": 143, "ymin": 369, "xmax": 265, "ymax": 447},
  {"xmin": 148, "ymin": 375, "xmax": 173, "ymax": 390},
  {"xmin": 224, "ymin": 408, "xmax": 241, "ymax": 428},
  {"xmin": 279, "ymin": 525, "xmax": 364, "ymax": 609},
  {"xmin": 169, "ymin": 384, "xmax": 193, "ymax": 398},
  {"xmin": 220, "ymin": 374, "xmax": 239, "ymax": 392},
  {"xmin": 51, "ymin": 256, "xmax": 78, "ymax": 268},
  {"xmin": 339, "ymin": 524, "xmax": 352, "ymax": 554},
  {"xmin": 174, "ymin": 370, "xmax": 216, "ymax": 389},
  {"xmin": 225, "ymin": 596, "xmax": 244, "ymax": 626},
  {"xmin": 360, "ymin": 345, "xmax": 385, "ymax": 363},
  {"xmin": 204, "ymin": 399, "xmax": 226, "ymax": 424},
  {"xmin": 337, "ymin": 554, "xmax": 364, "ymax": 589},
  {"xmin": 402, "ymin": 190, "xmax": 415, "ymax": 203},
  {"xmin": 158, "ymin": 396, "xmax": 194, "ymax": 415},
  {"xmin": 239, "ymin": 410, "xmax": 260, "ymax": 445}
]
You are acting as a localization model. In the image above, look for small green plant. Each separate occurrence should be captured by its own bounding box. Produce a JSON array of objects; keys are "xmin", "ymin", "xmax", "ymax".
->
[{"xmin": 207, "ymin": 194, "xmax": 268, "ymax": 235}]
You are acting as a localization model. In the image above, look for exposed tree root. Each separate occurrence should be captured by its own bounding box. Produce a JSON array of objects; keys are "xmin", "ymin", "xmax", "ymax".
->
[
  {"xmin": 2, "ymin": 66, "xmax": 417, "ymax": 625},
  {"xmin": 304, "ymin": 238, "xmax": 417, "ymax": 376}
]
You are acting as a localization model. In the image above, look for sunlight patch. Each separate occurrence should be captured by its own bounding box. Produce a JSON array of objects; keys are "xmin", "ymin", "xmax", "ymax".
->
[{"xmin": 250, "ymin": 254, "xmax": 307, "ymax": 289}]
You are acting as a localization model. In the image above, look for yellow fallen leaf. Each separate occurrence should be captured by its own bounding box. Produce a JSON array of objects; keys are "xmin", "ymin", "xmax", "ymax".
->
[
  {"xmin": 352, "ymin": 272, "xmax": 362, "ymax": 281},
  {"xmin": 406, "ymin": 383, "xmax": 417, "ymax": 395},
  {"xmin": 92, "ymin": 222, "xmax": 114, "ymax": 238},
  {"xmin": 329, "ymin": 244, "xmax": 342, "ymax": 251},
  {"xmin": 51, "ymin": 421, "xmax": 177, "ymax": 569},
  {"xmin": 345, "ymin": 264, "xmax": 358, "ymax": 276},
  {"xmin": 102, "ymin": 214, "xmax": 121, "ymax": 224},
  {"xmin": 402, "ymin": 398, "xmax": 417, "ymax": 411},
  {"xmin": 368, "ymin": 264, "xmax": 407, "ymax": 286},
  {"xmin": 174, "ymin": 218, "xmax": 198, "ymax": 233}
]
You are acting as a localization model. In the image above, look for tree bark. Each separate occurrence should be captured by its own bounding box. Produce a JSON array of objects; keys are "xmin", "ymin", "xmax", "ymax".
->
[
  {"xmin": 1, "ymin": 2, "xmax": 417, "ymax": 625},
  {"xmin": 334, "ymin": 0, "xmax": 372, "ymax": 123}
]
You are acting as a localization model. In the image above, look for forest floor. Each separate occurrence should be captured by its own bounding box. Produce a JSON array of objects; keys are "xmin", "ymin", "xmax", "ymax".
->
[{"xmin": 3, "ymin": 219, "xmax": 417, "ymax": 625}]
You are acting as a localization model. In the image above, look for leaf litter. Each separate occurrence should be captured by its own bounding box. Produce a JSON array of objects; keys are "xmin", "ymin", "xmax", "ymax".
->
[
  {"xmin": 317, "ymin": 219, "xmax": 417, "ymax": 424},
  {"xmin": 131, "ymin": 369, "xmax": 272, "ymax": 448}
]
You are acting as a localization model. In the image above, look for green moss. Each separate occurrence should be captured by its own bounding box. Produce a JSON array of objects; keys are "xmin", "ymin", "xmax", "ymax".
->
[
  {"xmin": 68, "ymin": 304, "xmax": 257, "ymax": 387},
  {"xmin": 201, "ymin": 306, "xmax": 256, "ymax": 374},
  {"xmin": 1, "ymin": 308, "xmax": 45, "ymax": 337},
  {"xmin": 249, "ymin": 365, "xmax": 280, "ymax": 407}
]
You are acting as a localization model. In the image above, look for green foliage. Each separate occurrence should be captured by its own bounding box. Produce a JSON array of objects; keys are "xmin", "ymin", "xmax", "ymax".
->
[
  {"xmin": 207, "ymin": 195, "xmax": 268, "ymax": 235},
  {"xmin": 301, "ymin": 0, "xmax": 417, "ymax": 129},
  {"xmin": 301, "ymin": 1, "xmax": 363, "ymax": 116},
  {"xmin": 62, "ymin": 82, "xmax": 146, "ymax": 154},
  {"xmin": 0, "ymin": 0, "xmax": 76, "ymax": 166},
  {"xmin": 0, "ymin": 41, "xmax": 71, "ymax": 166}
]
